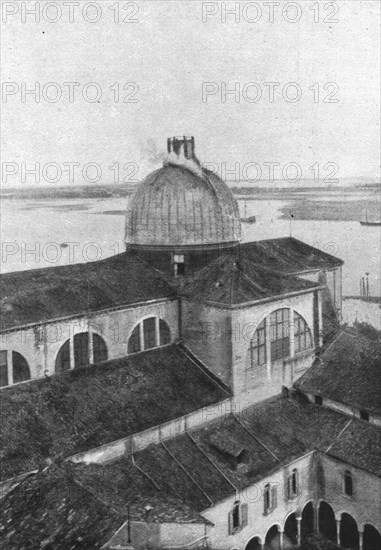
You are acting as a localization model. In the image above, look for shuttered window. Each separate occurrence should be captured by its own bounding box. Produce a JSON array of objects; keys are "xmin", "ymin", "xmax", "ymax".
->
[{"xmin": 228, "ymin": 501, "xmax": 248, "ymax": 535}]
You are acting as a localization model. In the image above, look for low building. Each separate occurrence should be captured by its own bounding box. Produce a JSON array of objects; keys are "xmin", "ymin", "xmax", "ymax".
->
[{"xmin": 0, "ymin": 137, "xmax": 379, "ymax": 550}]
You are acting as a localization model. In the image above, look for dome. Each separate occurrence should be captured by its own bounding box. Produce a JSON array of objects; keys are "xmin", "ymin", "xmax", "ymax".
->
[{"xmin": 125, "ymin": 137, "xmax": 241, "ymax": 249}]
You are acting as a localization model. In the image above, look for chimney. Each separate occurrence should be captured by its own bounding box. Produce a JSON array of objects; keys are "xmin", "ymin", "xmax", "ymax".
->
[{"xmin": 167, "ymin": 136, "xmax": 195, "ymax": 160}]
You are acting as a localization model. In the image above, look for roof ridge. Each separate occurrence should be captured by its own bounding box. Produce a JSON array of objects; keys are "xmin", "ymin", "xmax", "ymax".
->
[{"xmin": 324, "ymin": 418, "xmax": 353, "ymax": 454}]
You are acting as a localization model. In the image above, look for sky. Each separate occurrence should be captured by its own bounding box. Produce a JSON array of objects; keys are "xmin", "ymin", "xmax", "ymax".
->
[{"xmin": 1, "ymin": 0, "xmax": 380, "ymax": 187}]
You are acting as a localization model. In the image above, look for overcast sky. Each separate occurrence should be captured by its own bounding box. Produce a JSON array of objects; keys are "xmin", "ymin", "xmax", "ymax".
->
[{"xmin": 1, "ymin": 0, "xmax": 380, "ymax": 186}]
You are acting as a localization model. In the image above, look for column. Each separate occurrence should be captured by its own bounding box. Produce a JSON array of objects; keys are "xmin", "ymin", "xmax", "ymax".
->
[
  {"xmin": 139, "ymin": 322, "xmax": 144, "ymax": 351},
  {"xmin": 318, "ymin": 292, "xmax": 323, "ymax": 347},
  {"xmin": 69, "ymin": 332, "xmax": 75, "ymax": 369},
  {"xmin": 279, "ymin": 528, "xmax": 284, "ymax": 549},
  {"xmin": 289, "ymin": 309, "xmax": 295, "ymax": 357},
  {"xmin": 314, "ymin": 504, "xmax": 319, "ymax": 534},
  {"xmin": 296, "ymin": 516, "xmax": 302, "ymax": 547},
  {"xmin": 265, "ymin": 316, "xmax": 271, "ymax": 380},
  {"xmin": 358, "ymin": 531, "xmax": 363, "ymax": 550},
  {"xmin": 88, "ymin": 329, "xmax": 94, "ymax": 364},
  {"xmin": 7, "ymin": 350, "xmax": 13, "ymax": 386},
  {"xmin": 155, "ymin": 317, "xmax": 160, "ymax": 347},
  {"xmin": 336, "ymin": 519, "xmax": 341, "ymax": 547}
]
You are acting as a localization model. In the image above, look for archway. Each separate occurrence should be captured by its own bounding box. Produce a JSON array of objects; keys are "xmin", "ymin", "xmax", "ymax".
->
[
  {"xmin": 245, "ymin": 536, "xmax": 263, "ymax": 550},
  {"xmin": 318, "ymin": 501, "xmax": 336, "ymax": 543},
  {"xmin": 340, "ymin": 513, "xmax": 359, "ymax": 549},
  {"xmin": 265, "ymin": 525, "xmax": 281, "ymax": 550},
  {"xmin": 301, "ymin": 502, "xmax": 314, "ymax": 539},
  {"xmin": 284, "ymin": 513, "xmax": 298, "ymax": 546},
  {"xmin": 363, "ymin": 524, "xmax": 381, "ymax": 550}
]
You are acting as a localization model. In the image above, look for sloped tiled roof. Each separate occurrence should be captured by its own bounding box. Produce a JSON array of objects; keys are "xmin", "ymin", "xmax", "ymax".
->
[
  {"xmin": 0, "ymin": 252, "xmax": 176, "ymax": 331},
  {"xmin": 180, "ymin": 255, "xmax": 321, "ymax": 306},
  {"xmin": 65, "ymin": 394, "xmax": 381, "ymax": 519},
  {"xmin": 239, "ymin": 237, "xmax": 343, "ymax": 274},
  {"xmin": 0, "ymin": 345, "xmax": 229, "ymax": 482},
  {"xmin": 296, "ymin": 330, "xmax": 381, "ymax": 416},
  {"xmin": 0, "ymin": 464, "xmax": 125, "ymax": 550}
]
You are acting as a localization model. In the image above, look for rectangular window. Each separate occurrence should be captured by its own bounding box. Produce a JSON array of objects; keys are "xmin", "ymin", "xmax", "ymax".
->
[
  {"xmin": 0, "ymin": 350, "xmax": 8, "ymax": 387},
  {"xmin": 264, "ymin": 485, "xmax": 277, "ymax": 515}
]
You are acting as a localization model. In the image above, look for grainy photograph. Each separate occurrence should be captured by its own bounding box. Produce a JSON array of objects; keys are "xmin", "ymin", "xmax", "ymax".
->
[{"xmin": 0, "ymin": 1, "xmax": 380, "ymax": 549}]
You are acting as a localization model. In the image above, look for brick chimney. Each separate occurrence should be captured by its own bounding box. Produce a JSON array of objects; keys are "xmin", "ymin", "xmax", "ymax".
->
[{"xmin": 167, "ymin": 136, "xmax": 195, "ymax": 160}]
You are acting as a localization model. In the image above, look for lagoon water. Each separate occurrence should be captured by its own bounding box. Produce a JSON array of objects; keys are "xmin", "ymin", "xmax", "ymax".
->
[{"xmin": 1, "ymin": 195, "xmax": 380, "ymax": 307}]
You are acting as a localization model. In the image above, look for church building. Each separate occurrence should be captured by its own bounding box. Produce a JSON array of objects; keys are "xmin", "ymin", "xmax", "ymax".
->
[{"xmin": 0, "ymin": 137, "xmax": 380, "ymax": 550}]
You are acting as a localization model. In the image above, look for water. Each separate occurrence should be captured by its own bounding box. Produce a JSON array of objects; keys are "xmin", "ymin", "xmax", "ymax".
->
[{"xmin": 1, "ymin": 195, "xmax": 380, "ymax": 301}]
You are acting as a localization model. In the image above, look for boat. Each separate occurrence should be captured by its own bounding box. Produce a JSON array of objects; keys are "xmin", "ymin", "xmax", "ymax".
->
[
  {"xmin": 240, "ymin": 200, "xmax": 256, "ymax": 224},
  {"xmin": 240, "ymin": 216, "xmax": 256, "ymax": 224},
  {"xmin": 360, "ymin": 210, "xmax": 381, "ymax": 226}
]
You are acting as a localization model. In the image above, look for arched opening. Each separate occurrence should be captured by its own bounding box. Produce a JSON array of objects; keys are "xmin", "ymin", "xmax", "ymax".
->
[
  {"xmin": 318, "ymin": 501, "xmax": 336, "ymax": 543},
  {"xmin": 159, "ymin": 318, "xmax": 171, "ymax": 345},
  {"xmin": 301, "ymin": 502, "xmax": 314, "ymax": 539},
  {"xmin": 0, "ymin": 350, "xmax": 8, "ymax": 387},
  {"xmin": 294, "ymin": 312, "xmax": 313, "ymax": 353},
  {"xmin": 55, "ymin": 340, "xmax": 71, "ymax": 374},
  {"xmin": 55, "ymin": 332, "xmax": 108, "ymax": 373},
  {"xmin": 363, "ymin": 524, "xmax": 381, "ymax": 550},
  {"xmin": 127, "ymin": 318, "xmax": 171, "ymax": 354},
  {"xmin": 264, "ymin": 525, "xmax": 281, "ymax": 550},
  {"xmin": 340, "ymin": 513, "xmax": 359, "ymax": 549},
  {"xmin": 0, "ymin": 350, "xmax": 31, "ymax": 386},
  {"xmin": 93, "ymin": 333, "xmax": 108, "ymax": 363},
  {"xmin": 128, "ymin": 324, "xmax": 140, "ymax": 354},
  {"xmin": 270, "ymin": 308, "xmax": 290, "ymax": 361},
  {"xmin": 284, "ymin": 513, "xmax": 297, "ymax": 546},
  {"xmin": 74, "ymin": 332, "xmax": 89, "ymax": 368},
  {"xmin": 245, "ymin": 536, "xmax": 262, "ymax": 550},
  {"xmin": 12, "ymin": 351, "xmax": 31, "ymax": 383}
]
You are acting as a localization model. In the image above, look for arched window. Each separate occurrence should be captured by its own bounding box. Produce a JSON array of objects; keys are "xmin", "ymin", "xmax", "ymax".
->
[
  {"xmin": 55, "ymin": 340, "xmax": 71, "ymax": 374},
  {"xmin": 250, "ymin": 319, "xmax": 266, "ymax": 367},
  {"xmin": 0, "ymin": 350, "xmax": 30, "ymax": 387},
  {"xmin": 93, "ymin": 333, "xmax": 108, "ymax": 363},
  {"xmin": 294, "ymin": 312, "xmax": 312, "ymax": 353},
  {"xmin": 232, "ymin": 501, "xmax": 240, "ymax": 530},
  {"xmin": 270, "ymin": 308, "xmax": 290, "ymax": 361},
  {"xmin": 287, "ymin": 468, "xmax": 299, "ymax": 499},
  {"xmin": 127, "ymin": 318, "xmax": 171, "ymax": 354},
  {"xmin": 55, "ymin": 332, "xmax": 108, "ymax": 373},
  {"xmin": 159, "ymin": 319, "xmax": 171, "ymax": 345},
  {"xmin": 74, "ymin": 332, "xmax": 89, "ymax": 368},
  {"xmin": 12, "ymin": 352, "xmax": 31, "ymax": 383},
  {"xmin": 344, "ymin": 470, "xmax": 353, "ymax": 496},
  {"xmin": 0, "ymin": 350, "xmax": 9, "ymax": 387}
]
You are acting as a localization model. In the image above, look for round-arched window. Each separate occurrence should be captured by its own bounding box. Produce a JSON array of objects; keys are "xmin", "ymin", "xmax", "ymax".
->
[{"xmin": 127, "ymin": 317, "xmax": 171, "ymax": 354}]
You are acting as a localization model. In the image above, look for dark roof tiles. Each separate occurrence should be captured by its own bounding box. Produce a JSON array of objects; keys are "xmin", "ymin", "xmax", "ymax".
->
[
  {"xmin": 0, "ymin": 345, "xmax": 228, "ymax": 482},
  {"xmin": 0, "ymin": 253, "xmax": 175, "ymax": 331},
  {"xmin": 296, "ymin": 330, "xmax": 381, "ymax": 416}
]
